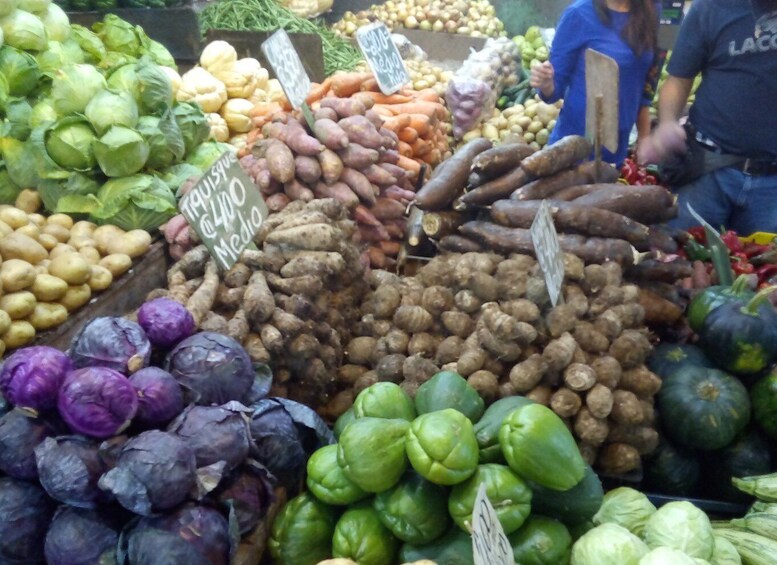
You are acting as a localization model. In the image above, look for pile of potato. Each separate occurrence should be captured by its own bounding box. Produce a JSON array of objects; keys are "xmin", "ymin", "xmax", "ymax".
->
[
  {"xmin": 333, "ymin": 0, "xmax": 505, "ymax": 38},
  {"xmin": 404, "ymin": 59, "xmax": 454, "ymax": 96},
  {"xmin": 461, "ymin": 95, "xmax": 559, "ymax": 149},
  {"xmin": 0, "ymin": 195, "xmax": 150, "ymax": 352},
  {"xmin": 336, "ymin": 252, "xmax": 660, "ymax": 476}
]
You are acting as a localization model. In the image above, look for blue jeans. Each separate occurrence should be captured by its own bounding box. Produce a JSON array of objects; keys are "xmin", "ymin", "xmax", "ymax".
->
[{"xmin": 669, "ymin": 167, "xmax": 777, "ymax": 235}]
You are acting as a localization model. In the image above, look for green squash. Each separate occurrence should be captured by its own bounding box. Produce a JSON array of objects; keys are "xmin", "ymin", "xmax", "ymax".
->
[
  {"xmin": 338, "ymin": 417, "xmax": 409, "ymax": 493},
  {"xmin": 751, "ymin": 370, "xmax": 777, "ymax": 440},
  {"xmin": 473, "ymin": 396, "xmax": 534, "ymax": 463},
  {"xmin": 332, "ymin": 503, "xmax": 399, "ymax": 565},
  {"xmin": 647, "ymin": 343, "xmax": 715, "ymax": 379},
  {"xmin": 306, "ymin": 444, "xmax": 369, "ymax": 506},
  {"xmin": 373, "ymin": 471, "xmax": 450, "ymax": 545},
  {"xmin": 657, "ymin": 364, "xmax": 751, "ymax": 451},
  {"xmin": 269, "ymin": 492, "xmax": 338, "ymax": 565},
  {"xmin": 333, "ymin": 408, "xmax": 356, "ymax": 439},
  {"xmin": 414, "ymin": 371, "xmax": 485, "ymax": 423},
  {"xmin": 399, "ymin": 527, "xmax": 474, "ymax": 565},
  {"xmin": 687, "ymin": 275, "xmax": 754, "ymax": 333},
  {"xmin": 509, "ymin": 515, "xmax": 572, "ymax": 565},
  {"xmin": 704, "ymin": 428, "xmax": 773, "ymax": 503},
  {"xmin": 644, "ymin": 440, "xmax": 700, "ymax": 497},
  {"xmin": 527, "ymin": 465, "xmax": 603, "ymax": 526},
  {"xmin": 448, "ymin": 464, "xmax": 532, "ymax": 534},
  {"xmin": 699, "ymin": 288, "xmax": 777, "ymax": 375},
  {"xmin": 499, "ymin": 404, "xmax": 585, "ymax": 491},
  {"xmin": 353, "ymin": 382, "xmax": 416, "ymax": 421}
]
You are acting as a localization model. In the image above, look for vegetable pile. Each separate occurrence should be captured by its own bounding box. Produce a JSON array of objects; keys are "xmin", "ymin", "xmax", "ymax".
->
[
  {"xmin": 402, "ymin": 58, "xmax": 453, "ymax": 96},
  {"xmin": 0, "ymin": 206, "xmax": 149, "ymax": 350},
  {"xmin": 54, "ymin": 0, "xmax": 185, "ymax": 10},
  {"xmin": 271, "ymin": 377, "xmax": 589, "ymax": 564},
  {"xmin": 512, "ymin": 25, "xmax": 550, "ymax": 70},
  {"xmin": 465, "ymin": 93, "xmax": 559, "ymax": 148}
]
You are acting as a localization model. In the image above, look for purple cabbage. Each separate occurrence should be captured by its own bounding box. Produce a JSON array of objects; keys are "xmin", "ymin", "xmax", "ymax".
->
[
  {"xmin": 70, "ymin": 317, "xmax": 151, "ymax": 375},
  {"xmin": 0, "ymin": 346, "xmax": 73, "ymax": 413},
  {"xmin": 58, "ymin": 368, "xmax": 138, "ymax": 439},
  {"xmin": 124, "ymin": 504, "xmax": 232, "ymax": 565},
  {"xmin": 0, "ymin": 409, "xmax": 58, "ymax": 480},
  {"xmin": 129, "ymin": 367, "xmax": 184, "ymax": 428},
  {"xmin": 137, "ymin": 298, "xmax": 196, "ymax": 348},
  {"xmin": 98, "ymin": 430, "xmax": 197, "ymax": 516},
  {"xmin": 165, "ymin": 332, "xmax": 255, "ymax": 406},
  {"xmin": 167, "ymin": 403, "xmax": 251, "ymax": 470},
  {"xmin": 44, "ymin": 507, "xmax": 120, "ymax": 565},
  {"xmin": 35, "ymin": 436, "xmax": 108, "ymax": 508},
  {"xmin": 213, "ymin": 462, "xmax": 275, "ymax": 534},
  {"xmin": 0, "ymin": 477, "xmax": 56, "ymax": 563}
]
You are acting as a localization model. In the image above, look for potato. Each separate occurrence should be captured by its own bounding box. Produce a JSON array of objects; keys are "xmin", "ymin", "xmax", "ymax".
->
[
  {"xmin": 68, "ymin": 236, "xmax": 97, "ymax": 250},
  {"xmin": 2, "ymin": 320, "xmax": 35, "ymax": 349},
  {"xmin": 33, "ymin": 264, "xmax": 48, "ymax": 276},
  {"xmin": 59, "ymin": 284, "xmax": 92, "ymax": 312},
  {"xmin": 15, "ymin": 224, "xmax": 40, "ymax": 240},
  {"xmin": 1, "ymin": 259, "xmax": 36, "ymax": 291},
  {"xmin": 48, "ymin": 253, "xmax": 91, "ymax": 285},
  {"xmin": 0, "ymin": 207, "xmax": 28, "ymax": 229},
  {"xmin": 31, "ymin": 274, "xmax": 68, "ymax": 302},
  {"xmin": 28, "ymin": 213, "xmax": 46, "ymax": 227},
  {"xmin": 37, "ymin": 233, "xmax": 59, "ymax": 251},
  {"xmin": 79, "ymin": 247, "xmax": 101, "ymax": 265},
  {"xmin": 70, "ymin": 221, "xmax": 97, "ymax": 239},
  {"xmin": 99, "ymin": 253, "xmax": 132, "ymax": 278},
  {"xmin": 0, "ymin": 232, "xmax": 48, "ymax": 264},
  {"xmin": 41, "ymin": 223, "xmax": 71, "ymax": 243},
  {"xmin": 28, "ymin": 302, "xmax": 68, "ymax": 331},
  {"xmin": 87, "ymin": 265, "xmax": 113, "ymax": 291},
  {"xmin": 14, "ymin": 189, "xmax": 41, "ymax": 214},
  {"xmin": 48, "ymin": 244, "xmax": 77, "ymax": 260},
  {"xmin": 105, "ymin": 229, "xmax": 151, "ymax": 258},
  {"xmin": 46, "ymin": 213, "xmax": 74, "ymax": 230},
  {"xmin": 0, "ymin": 220, "xmax": 12, "ymax": 237},
  {"xmin": 0, "ymin": 291, "xmax": 36, "ymax": 319},
  {"xmin": 93, "ymin": 225, "xmax": 126, "ymax": 255},
  {"xmin": 0, "ymin": 310, "xmax": 10, "ymax": 335}
]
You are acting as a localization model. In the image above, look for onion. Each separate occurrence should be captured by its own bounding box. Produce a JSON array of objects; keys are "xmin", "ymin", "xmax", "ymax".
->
[
  {"xmin": 405, "ymin": 15, "xmax": 419, "ymax": 28},
  {"xmin": 432, "ymin": 20, "xmax": 444, "ymax": 32}
]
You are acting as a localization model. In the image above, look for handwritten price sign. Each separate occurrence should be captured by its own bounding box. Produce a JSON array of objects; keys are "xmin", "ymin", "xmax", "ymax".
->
[
  {"xmin": 530, "ymin": 199, "xmax": 565, "ymax": 306},
  {"xmin": 261, "ymin": 29, "xmax": 312, "ymax": 109},
  {"xmin": 356, "ymin": 22, "xmax": 410, "ymax": 94},
  {"xmin": 471, "ymin": 484, "xmax": 515, "ymax": 565}
]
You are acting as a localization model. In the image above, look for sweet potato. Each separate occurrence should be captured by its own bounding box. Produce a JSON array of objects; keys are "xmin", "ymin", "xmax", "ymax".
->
[
  {"xmin": 283, "ymin": 179, "xmax": 314, "ymax": 202},
  {"xmin": 294, "ymin": 155, "xmax": 322, "ymax": 184},
  {"xmin": 458, "ymin": 167, "xmax": 531, "ymax": 207},
  {"xmin": 313, "ymin": 119, "xmax": 349, "ymax": 151},
  {"xmin": 338, "ymin": 116, "xmax": 384, "ymax": 150},
  {"xmin": 314, "ymin": 107, "xmax": 338, "ymax": 122},
  {"xmin": 383, "ymin": 186, "xmax": 415, "ymax": 204},
  {"xmin": 363, "ymin": 164, "xmax": 396, "ymax": 187},
  {"xmin": 313, "ymin": 181, "xmax": 360, "ymax": 209},
  {"xmin": 371, "ymin": 198, "xmax": 406, "ymax": 221},
  {"xmin": 244, "ymin": 271, "xmax": 275, "ymax": 327},
  {"xmin": 265, "ymin": 223, "xmax": 341, "ymax": 251},
  {"xmin": 380, "ymin": 162, "xmax": 409, "ymax": 183},
  {"xmin": 338, "ymin": 144, "xmax": 380, "ymax": 169},
  {"xmin": 340, "ymin": 168, "xmax": 376, "ymax": 205},
  {"xmin": 318, "ymin": 149, "xmax": 344, "ymax": 184},
  {"xmin": 572, "ymin": 184, "xmax": 676, "ymax": 224},
  {"xmin": 521, "ymin": 135, "xmax": 593, "ymax": 178},
  {"xmin": 471, "ymin": 142, "xmax": 537, "ymax": 179},
  {"xmin": 280, "ymin": 120, "xmax": 325, "ymax": 156},
  {"xmin": 263, "ymin": 140, "xmax": 295, "ymax": 183},
  {"xmin": 511, "ymin": 160, "xmax": 619, "ymax": 200},
  {"xmin": 320, "ymin": 97, "xmax": 367, "ymax": 119}
]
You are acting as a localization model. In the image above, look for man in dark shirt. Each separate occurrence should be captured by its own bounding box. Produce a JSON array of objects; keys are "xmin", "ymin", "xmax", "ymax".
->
[{"xmin": 639, "ymin": 0, "xmax": 777, "ymax": 234}]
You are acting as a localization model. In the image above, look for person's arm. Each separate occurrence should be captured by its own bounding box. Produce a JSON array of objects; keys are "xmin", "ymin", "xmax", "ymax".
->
[
  {"xmin": 657, "ymin": 75, "xmax": 694, "ymax": 123},
  {"xmin": 537, "ymin": 7, "xmax": 587, "ymax": 103}
]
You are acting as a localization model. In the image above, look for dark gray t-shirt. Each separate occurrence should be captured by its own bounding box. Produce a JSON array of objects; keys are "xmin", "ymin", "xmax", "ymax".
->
[{"xmin": 668, "ymin": 0, "xmax": 777, "ymax": 158}]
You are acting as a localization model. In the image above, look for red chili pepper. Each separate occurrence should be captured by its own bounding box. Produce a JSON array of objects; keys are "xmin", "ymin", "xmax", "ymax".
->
[
  {"xmin": 645, "ymin": 174, "xmax": 657, "ymax": 185},
  {"xmin": 742, "ymin": 242, "xmax": 773, "ymax": 258},
  {"xmin": 687, "ymin": 226, "xmax": 706, "ymax": 244},
  {"xmin": 756, "ymin": 264, "xmax": 777, "ymax": 282},
  {"xmin": 732, "ymin": 257, "xmax": 755, "ymax": 275},
  {"xmin": 720, "ymin": 230, "xmax": 744, "ymax": 253}
]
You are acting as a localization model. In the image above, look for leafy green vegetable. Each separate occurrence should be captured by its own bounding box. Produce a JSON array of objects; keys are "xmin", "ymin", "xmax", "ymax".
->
[
  {"xmin": 18, "ymin": 0, "xmax": 50, "ymax": 12},
  {"xmin": 91, "ymin": 174, "xmax": 176, "ymax": 231},
  {"xmin": 640, "ymin": 547, "xmax": 698, "ymax": 565},
  {"xmin": 0, "ymin": 0, "xmax": 19, "ymax": 18},
  {"xmin": 592, "ymin": 487, "xmax": 656, "ymax": 537},
  {"xmin": 93, "ymin": 125, "xmax": 149, "ymax": 177},
  {"xmin": 4, "ymin": 97, "xmax": 32, "ymax": 140},
  {"xmin": 571, "ymin": 523, "xmax": 649, "ymax": 565},
  {"xmin": 139, "ymin": 37, "xmax": 175, "ymax": 69},
  {"xmin": 0, "ymin": 9, "xmax": 47, "ymax": 52},
  {"xmin": 69, "ymin": 24, "xmax": 106, "ymax": 64},
  {"xmin": 36, "ymin": 40, "xmax": 86, "ymax": 77},
  {"xmin": 51, "ymin": 64, "xmax": 106, "ymax": 114},
  {"xmin": 0, "ymin": 46, "xmax": 41, "ymax": 96},
  {"xmin": 135, "ymin": 60, "xmax": 173, "ymax": 114},
  {"xmin": 37, "ymin": 171, "xmax": 100, "ymax": 213},
  {"xmin": 185, "ymin": 141, "xmax": 233, "ymax": 170},
  {"xmin": 94, "ymin": 15, "xmax": 141, "ymax": 57},
  {"xmin": 136, "ymin": 112, "xmax": 184, "ymax": 171},
  {"xmin": 643, "ymin": 501, "xmax": 714, "ymax": 560},
  {"xmin": 0, "ymin": 161, "xmax": 22, "ymax": 204},
  {"xmin": 85, "ymin": 89, "xmax": 139, "ymax": 135},
  {"xmin": 154, "ymin": 162, "xmax": 200, "ymax": 193},
  {"xmin": 44, "ymin": 116, "xmax": 97, "ymax": 171},
  {"xmin": 173, "ymin": 101, "xmax": 209, "ymax": 155},
  {"xmin": 39, "ymin": 3, "xmax": 68, "ymax": 42},
  {"xmin": 29, "ymin": 98, "xmax": 57, "ymax": 128}
]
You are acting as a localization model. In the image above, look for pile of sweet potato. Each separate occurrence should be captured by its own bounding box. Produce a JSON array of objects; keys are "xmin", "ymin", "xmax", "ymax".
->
[{"xmin": 335, "ymin": 251, "xmax": 661, "ymax": 476}]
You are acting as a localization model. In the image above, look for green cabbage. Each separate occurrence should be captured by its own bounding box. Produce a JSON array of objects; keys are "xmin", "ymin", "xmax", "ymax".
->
[
  {"xmin": 106, "ymin": 62, "xmax": 138, "ymax": 97},
  {"xmin": 94, "ymin": 15, "xmax": 140, "ymax": 57},
  {"xmin": 85, "ymin": 89, "xmax": 138, "ymax": 135},
  {"xmin": 93, "ymin": 125, "xmax": 148, "ymax": 177},
  {"xmin": 1, "ymin": 136, "xmax": 39, "ymax": 187},
  {"xmin": 643, "ymin": 501, "xmax": 714, "ymax": 560},
  {"xmin": 51, "ymin": 63, "xmax": 106, "ymax": 114},
  {"xmin": 140, "ymin": 38, "xmax": 175, "ymax": 70},
  {"xmin": 17, "ymin": 0, "xmax": 49, "ymax": 13},
  {"xmin": 593, "ymin": 487, "xmax": 657, "ymax": 537},
  {"xmin": 44, "ymin": 116, "xmax": 97, "ymax": 171},
  {"xmin": 185, "ymin": 141, "xmax": 234, "ymax": 170},
  {"xmin": 91, "ymin": 174, "xmax": 176, "ymax": 231},
  {"xmin": 173, "ymin": 101, "xmax": 209, "ymax": 155},
  {"xmin": 99, "ymin": 51, "xmax": 136, "ymax": 74},
  {"xmin": 0, "ymin": 45, "xmax": 40, "ymax": 96},
  {"xmin": 135, "ymin": 112, "xmax": 183, "ymax": 171},
  {"xmin": 639, "ymin": 547, "xmax": 699, "ymax": 565},
  {"xmin": 0, "ymin": 161, "xmax": 22, "ymax": 204},
  {"xmin": 39, "ymin": 3, "xmax": 67, "ymax": 42},
  {"xmin": 29, "ymin": 97, "xmax": 56, "ymax": 127},
  {"xmin": 0, "ymin": 9, "xmax": 47, "ymax": 52},
  {"xmin": 154, "ymin": 162, "xmax": 200, "ymax": 193},
  {"xmin": 135, "ymin": 60, "xmax": 173, "ymax": 114},
  {"xmin": 37, "ymin": 171, "xmax": 100, "ymax": 213},
  {"xmin": 4, "ymin": 97, "xmax": 32, "ymax": 140},
  {"xmin": 69, "ymin": 24, "xmax": 105, "ymax": 64},
  {"xmin": 571, "ymin": 523, "xmax": 649, "ymax": 565},
  {"xmin": 36, "ymin": 40, "xmax": 85, "ymax": 76},
  {"xmin": 0, "ymin": 0, "xmax": 18, "ymax": 18}
]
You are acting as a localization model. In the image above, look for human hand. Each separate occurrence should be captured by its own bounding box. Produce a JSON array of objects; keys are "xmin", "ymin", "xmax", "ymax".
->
[
  {"xmin": 530, "ymin": 61, "xmax": 555, "ymax": 98},
  {"xmin": 637, "ymin": 121, "xmax": 687, "ymax": 165}
]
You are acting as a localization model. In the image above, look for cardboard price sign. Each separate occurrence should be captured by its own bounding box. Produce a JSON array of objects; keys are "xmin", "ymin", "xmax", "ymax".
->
[
  {"xmin": 356, "ymin": 22, "xmax": 410, "ymax": 95},
  {"xmin": 179, "ymin": 151, "xmax": 269, "ymax": 271},
  {"xmin": 261, "ymin": 29, "xmax": 312, "ymax": 110},
  {"xmin": 530, "ymin": 200, "xmax": 565, "ymax": 307},
  {"xmin": 471, "ymin": 483, "xmax": 515, "ymax": 565}
]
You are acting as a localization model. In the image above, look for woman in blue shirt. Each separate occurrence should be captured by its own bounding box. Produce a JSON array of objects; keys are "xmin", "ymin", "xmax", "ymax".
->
[{"xmin": 530, "ymin": 0, "xmax": 659, "ymax": 166}]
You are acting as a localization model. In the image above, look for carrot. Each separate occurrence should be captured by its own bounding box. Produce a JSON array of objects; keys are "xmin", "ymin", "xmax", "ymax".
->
[
  {"xmin": 383, "ymin": 222, "xmax": 405, "ymax": 239},
  {"xmin": 354, "ymin": 204, "xmax": 383, "ymax": 227},
  {"xmin": 407, "ymin": 114, "xmax": 432, "ymax": 136},
  {"xmin": 388, "ymin": 102, "xmax": 446, "ymax": 120},
  {"xmin": 383, "ymin": 115, "xmax": 412, "ymax": 132},
  {"xmin": 398, "ymin": 141, "xmax": 413, "ymax": 158},
  {"xmin": 367, "ymin": 246, "xmax": 387, "ymax": 268},
  {"xmin": 361, "ymin": 77, "xmax": 379, "ymax": 92},
  {"xmin": 413, "ymin": 89, "xmax": 442, "ymax": 102},
  {"xmin": 379, "ymin": 240, "xmax": 401, "ymax": 256},
  {"xmin": 370, "ymin": 105, "xmax": 395, "ymax": 117},
  {"xmin": 411, "ymin": 138, "xmax": 432, "ymax": 157},
  {"xmin": 398, "ymin": 127, "xmax": 419, "ymax": 144},
  {"xmin": 249, "ymin": 102, "xmax": 283, "ymax": 118},
  {"xmin": 330, "ymin": 72, "xmax": 372, "ymax": 98},
  {"xmin": 305, "ymin": 78, "xmax": 333, "ymax": 104},
  {"xmin": 350, "ymin": 91, "xmax": 377, "ymax": 109},
  {"xmin": 422, "ymin": 149, "xmax": 443, "ymax": 166},
  {"xmin": 396, "ymin": 154, "xmax": 422, "ymax": 177},
  {"xmin": 356, "ymin": 91, "xmax": 414, "ymax": 105}
]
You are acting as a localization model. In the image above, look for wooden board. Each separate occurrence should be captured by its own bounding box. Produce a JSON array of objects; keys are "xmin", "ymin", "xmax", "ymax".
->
[
  {"xmin": 33, "ymin": 241, "xmax": 169, "ymax": 351},
  {"xmin": 585, "ymin": 49, "xmax": 620, "ymax": 155}
]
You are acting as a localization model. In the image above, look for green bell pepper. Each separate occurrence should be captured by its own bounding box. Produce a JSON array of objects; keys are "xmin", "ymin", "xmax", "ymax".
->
[
  {"xmin": 306, "ymin": 444, "xmax": 369, "ymax": 506},
  {"xmin": 406, "ymin": 408, "xmax": 479, "ymax": 486},
  {"xmin": 268, "ymin": 492, "xmax": 338, "ymax": 565},
  {"xmin": 474, "ymin": 396, "xmax": 534, "ymax": 463},
  {"xmin": 415, "ymin": 371, "xmax": 485, "ymax": 423},
  {"xmin": 333, "ymin": 408, "xmax": 356, "ymax": 439},
  {"xmin": 509, "ymin": 515, "xmax": 572, "ymax": 565},
  {"xmin": 332, "ymin": 503, "xmax": 399, "ymax": 565},
  {"xmin": 373, "ymin": 471, "xmax": 450, "ymax": 544},
  {"xmin": 448, "ymin": 464, "xmax": 532, "ymax": 535},
  {"xmin": 399, "ymin": 527, "xmax": 475, "ymax": 565},
  {"xmin": 338, "ymin": 417, "xmax": 409, "ymax": 493},
  {"xmin": 353, "ymin": 382, "xmax": 416, "ymax": 421},
  {"xmin": 499, "ymin": 404, "xmax": 585, "ymax": 491}
]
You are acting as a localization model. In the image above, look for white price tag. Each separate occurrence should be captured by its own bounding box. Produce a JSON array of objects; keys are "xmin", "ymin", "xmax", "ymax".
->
[
  {"xmin": 356, "ymin": 23, "xmax": 410, "ymax": 95},
  {"xmin": 261, "ymin": 29, "xmax": 312, "ymax": 109},
  {"xmin": 471, "ymin": 483, "xmax": 515, "ymax": 565},
  {"xmin": 530, "ymin": 200, "xmax": 565, "ymax": 306}
]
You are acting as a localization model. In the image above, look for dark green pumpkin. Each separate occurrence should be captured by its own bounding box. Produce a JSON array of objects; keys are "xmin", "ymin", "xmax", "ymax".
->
[
  {"xmin": 643, "ymin": 440, "xmax": 700, "ymax": 497},
  {"xmin": 687, "ymin": 275, "xmax": 754, "ymax": 333},
  {"xmin": 526, "ymin": 465, "xmax": 603, "ymax": 526},
  {"xmin": 657, "ymin": 364, "xmax": 751, "ymax": 451},
  {"xmin": 509, "ymin": 515, "xmax": 572, "ymax": 565},
  {"xmin": 414, "ymin": 371, "xmax": 485, "ymax": 423},
  {"xmin": 699, "ymin": 289, "xmax": 777, "ymax": 375},
  {"xmin": 647, "ymin": 343, "xmax": 715, "ymax": 380},
  {"xmin": 752, "ymin": 370, "xmax": 777, "ymax": 441},
  {"xmin": 703, "ymin": 428, "xmax": 773, "ymax": 503}
]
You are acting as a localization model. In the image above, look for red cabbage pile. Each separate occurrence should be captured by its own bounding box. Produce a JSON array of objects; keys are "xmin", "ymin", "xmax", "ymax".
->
[
  {"xmin": 0, "ymin": 409, "xmax": 59, "ymax": 480},
  {"xmin": 129, "ymin": 367, "xmax": 184, "ymax": 428},
  {"xmin": 44, "ymin": 507, "xmax": 120, "ymax": 565},
  {"xmin": 137, "ymin": 297, "xmax": 195, "ymax": 348},
  {"xmin": 0, "ymin": 346, "xmax": 72, "ymax": 414},
  {"xmin": 70, "ymin": 317, "xmax": 151, "ymax": 375},
  {"xmin": 0, "ymin": 477, "xmax": 56, "ymax": 563},
  {"xmin": 35, "ymin": 435, "xmax": 108, "ymax": 508}
]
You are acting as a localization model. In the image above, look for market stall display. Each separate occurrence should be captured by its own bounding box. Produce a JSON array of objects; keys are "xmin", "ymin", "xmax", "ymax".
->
[
  {"xmin": 462, "ymin": 94, "xmax": 559, "ymax": 148},
  {"xmin": 511, "ymin": 25, "xmax": 550, "ymax": 70}
]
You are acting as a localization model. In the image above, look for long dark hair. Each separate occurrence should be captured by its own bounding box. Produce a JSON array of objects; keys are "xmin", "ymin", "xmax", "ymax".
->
[{"xmin": 594, "ymin": 0, "xmax": 657, "ymax": 54}]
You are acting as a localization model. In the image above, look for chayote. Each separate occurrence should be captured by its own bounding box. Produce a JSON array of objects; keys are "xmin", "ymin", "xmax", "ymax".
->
[
  {"xmin": 509, "ymin": 515, "xmax": 572, "ymax": 565},
  {"xmin": 373, "ymin": 471, "xmax": 450, "ymax": 544},
  {"xmin": 268, "ymin": 492, "xmax": 338, "ymax": 565},
  {"xmin": 353, "ymin": 382, "xmax": 416, "ymax": 421},
  {"xmin": 474, "ymin": 396, "xmax": 534, "ymax": 463},
  {"xmin": 306, "ymin": 444, "xmax": 369, "ymax": 506},
  {"xmin": 406, "ymin": 409, "xmax": 479, "ymax": 486},
  {"xmin": 414, "ymin": 371, "xmax": 485, "ymax": 423},
  {"xmin": 333, "ymin": 407, "xmax": 356, "ymax": 439},
  {"xmin": 338, "ymin": 417, "xmax": 409, "ymax": 493},
  {"xmin": 399, "ymin": 526, "xmax": 475, "ymax": 565},
  {"xmin": 332, "ymin": 503, "xmax": 399, "ymax": 565},
  {"xmin": 449, "ymin": 464, "xmax": 532, "ymax": 534}
]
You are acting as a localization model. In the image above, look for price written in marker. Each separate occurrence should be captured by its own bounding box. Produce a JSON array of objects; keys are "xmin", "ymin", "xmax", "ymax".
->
[
  {"xmin": 471, "ymin": 483, "xmax": 515, "ymax": 565},
  {"xmin": 179, "ymin": 151, "xmax": 269, "ymax": 271},
  {"xmin": 530, "ymin": 199, "xmax": 565, "ymax": 306},
  {"xmin": 261, "ymin": 29, "xmax": 312, "ymax": 110},
  {"xmin": 356, "ymin": 22, "xmax": 410, "ymax": 95}
]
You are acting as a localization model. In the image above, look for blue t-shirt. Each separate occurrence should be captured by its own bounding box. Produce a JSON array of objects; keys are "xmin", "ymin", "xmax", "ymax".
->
[
  {"xmin": 544, "ymin": 0, "xmax": 656, "ymax": 165},
  {"xmin": 668, "ymin": 0, "xmax": 777, "ymax": 159}
]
